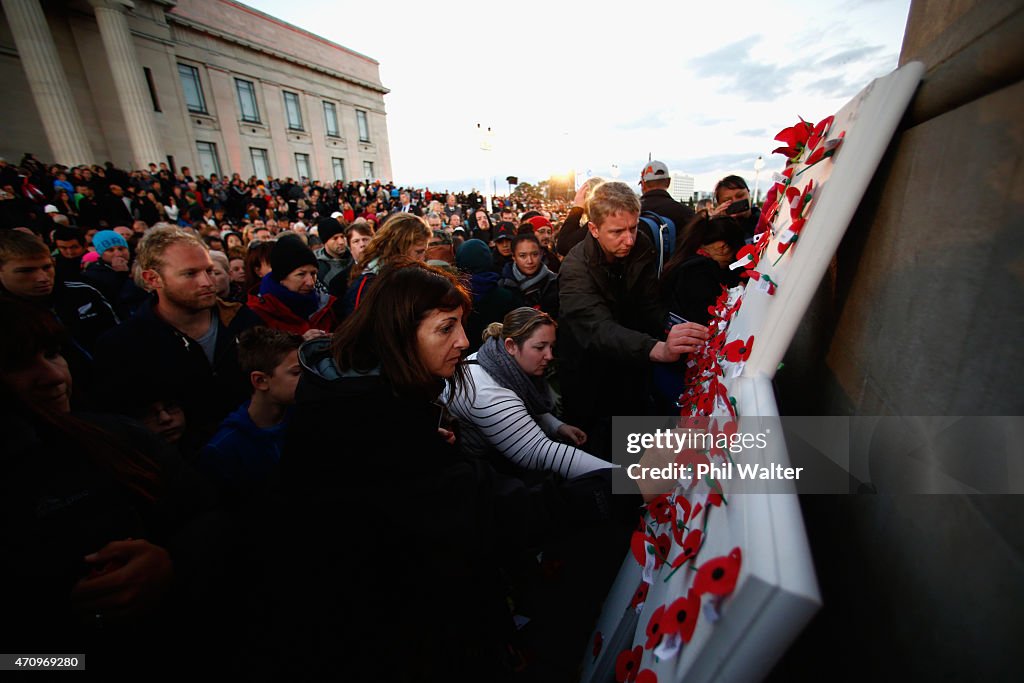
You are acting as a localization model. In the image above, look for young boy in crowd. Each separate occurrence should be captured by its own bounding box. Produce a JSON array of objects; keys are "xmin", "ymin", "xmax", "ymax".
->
[{"xmin": 198, "ymin": 326, "xmax": 303, "ymax": 498}]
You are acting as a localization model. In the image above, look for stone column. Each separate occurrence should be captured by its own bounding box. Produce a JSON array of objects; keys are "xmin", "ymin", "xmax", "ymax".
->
[
  {"xmin": 89, "ymin": 0, "xmax": 163, "ymax": 168},
  {"xmin": 1, "ymin": 0, "xmax": 94, "ymax": 165}
]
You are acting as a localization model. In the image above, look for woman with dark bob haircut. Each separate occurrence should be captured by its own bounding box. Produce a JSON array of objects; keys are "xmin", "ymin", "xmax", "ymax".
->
[{"xmin": 276, "ymin": 259, "xmax": 612, "ymax": 681}]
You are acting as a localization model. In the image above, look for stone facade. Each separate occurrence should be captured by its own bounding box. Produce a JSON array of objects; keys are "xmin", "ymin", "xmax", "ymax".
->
[
  {"xmin": 0, "ymin": 0, "xmax": 392, "ymax": 182},
  {"xmin": 770, "ymin": 1, "xmax": 1024, "ymax": 679}
]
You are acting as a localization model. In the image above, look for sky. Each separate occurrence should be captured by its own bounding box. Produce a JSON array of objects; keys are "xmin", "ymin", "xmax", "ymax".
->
[{"xmin": 246, "ymin": 0, "xmax": 911, "ymax": 195}]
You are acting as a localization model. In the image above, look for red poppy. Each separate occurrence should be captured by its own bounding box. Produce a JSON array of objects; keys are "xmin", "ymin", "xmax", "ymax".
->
[
  {"xmin": 615, "ymin": 645, "xmax": 643, "ymax": 682},
  {"xmin": 722, "ymin": 336, "xmax": 754, "ymax": 363},
  {"xmin": 660, "ymin": 589, "xmax": 701, "ymax": 643},
  {"xmin": 631, "ymin": 530, "xmax": 652, "ymax": 567},
  {"xmin": 732, "ymin": 242, "xmax": 760, "ymax": 270},
  {"xmin": 805, "ymin": 115, "xmax": 834, "ymax": 154},
  {"xmin": 653, "ymin": 533, "xmax": 672, "ymax": 569},
  {"xmin": 772, "ymin": 118, "xmax": 813, "ymax": 160},
  {"xmin": 647, "ymin": 493, "xmax": 673, "ymax": 524},
  {"xmin": 789, "ymin": 180, "xmax": 815, "ymax": 222},
  {"xmin": 674, "ymin": 494, "xmax": 692, "ymax": 527},
  {"xmin": 636, "ymin": 670, "xmax": 658, "ymax": 683},
  {"xmin": 593, "ymin": 631, "xmax": 603, "ymax": 658},
  {"xmin": 693, "ymin": 547, "xmax": 743, "ymax": 597},
  {"xmin": 671, "ymin": 529, "xmax": 703, "ymax": 567},
  {"xmin": 630, "ymin": 581, "xmax": 651, "ymax": 610},
  {"xmin": 804, "ymin": 145, "xmax": 826, "ymax": 166},
  {"xmin": 644, "ymin": 604, "xmax": 667, "ymax": 649}
]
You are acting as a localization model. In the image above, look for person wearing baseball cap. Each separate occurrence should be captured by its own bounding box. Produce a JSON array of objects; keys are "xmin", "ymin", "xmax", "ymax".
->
[
  {"xmin": 491, "ymin": 221, "xmax": 516, "ymax": 272},
  {"xmin": 639, "ymin": 159, "xmax": 695, "ymax": 245}
]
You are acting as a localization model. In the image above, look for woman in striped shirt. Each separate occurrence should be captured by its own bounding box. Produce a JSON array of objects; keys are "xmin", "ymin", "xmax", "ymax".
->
[{"xmin": 446, "ymin": 307, "xmax": 613, "ymax": 478}]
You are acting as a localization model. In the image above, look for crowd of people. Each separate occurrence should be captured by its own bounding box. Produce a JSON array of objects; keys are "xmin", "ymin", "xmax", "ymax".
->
[{"xmin": 1, "ymin": 151, "xmax": 762, "ymax": 679}]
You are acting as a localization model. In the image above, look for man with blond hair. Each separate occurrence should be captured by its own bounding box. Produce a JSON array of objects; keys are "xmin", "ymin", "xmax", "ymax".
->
[
  {"xmin": 558, "ymin": 181, "xmax": 709, "ymax": 454},
  {"xmin": 93, "ymin": 226, "xmax": 261, "ymax": 449}
]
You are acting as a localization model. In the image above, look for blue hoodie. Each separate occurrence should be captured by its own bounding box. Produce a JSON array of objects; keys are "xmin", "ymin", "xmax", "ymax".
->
[{"xmin": 198, "ymin": 400, "xmax": 289, "ymax": 491}]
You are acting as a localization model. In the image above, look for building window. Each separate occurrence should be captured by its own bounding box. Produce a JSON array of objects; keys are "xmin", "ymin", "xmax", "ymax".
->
[
  {"xmin": 295, "ymin": 153, "xmax": 311, "ymax": 180},
  {"xmin": 356, "ymin": 110, "xmax": 370, "ymax": 142},
  {"xmin": 283, "ymin": 91, "xmax": 303, "ymax": 131},
  {"xmin": 143, "ymin": 67, "xmax": 161, "ymax": 112},
  {"xmin": 362, "ymin": 160, "xmax": 374, "ymax": 179},
  {"xmin": 331, "ymin": 157, "xmax": 345, "ymax": 182},
  {"xmin": 178, "ymin": 63, "xmax": 206, "ymax": 114},
  {"xmin": 250, "ymin": 148, "xmax": 270, "ymax": 180},
  {"xmin": 323, "ymin": 101, "xmax": 340, "ymax": 137},
  {"xmin": 236, "ymin": 79, "xmax": 260, "ymax": 123},
  {"xmin": 196, "ymin": 141, "xmax": 221, "ymax": 177}
]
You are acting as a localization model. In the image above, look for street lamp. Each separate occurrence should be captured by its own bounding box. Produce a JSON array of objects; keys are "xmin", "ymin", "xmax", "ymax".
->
[
  {"xmin": 477, "ymin": 123, "xmax": 494, "ymax": 211},
  {"xmin": 753, "ymin": 155, "xmax": 765, "ymax": 206}
]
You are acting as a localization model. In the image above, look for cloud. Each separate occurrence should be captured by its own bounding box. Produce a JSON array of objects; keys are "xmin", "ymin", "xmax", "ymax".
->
[
  {"xmin": 806, "ymin": 75, "xmax": 856, "ymax": 98},
  {"xmin": 665, "ymin": 152, "xmax": 763, "ymax": 175},
  {"xmin": 689, "ymin": 38, "xmax": 803, "ymax": 101},
  {"xmin": 820, "ymin": 44, "xmax": 884, "ymax": 67},
  {"xmin": 737, "ymin": 128, "xmax": 772, "ymax": 138}
]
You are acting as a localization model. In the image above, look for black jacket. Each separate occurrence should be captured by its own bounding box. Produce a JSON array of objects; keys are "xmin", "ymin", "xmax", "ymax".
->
[
  {"xmin": 557, "ymin": 231, "xmax": 664, "ymax": 423},
  {"xmin": 661, "ymin": 254, "xmax": 742, "ymax": 326},
  {"xmin": 275, "ymin": 339, "xmax": 601, "ymax": 680},
  {"xmin": 49, "ymin": 279, "xmax": 120, "ymax": 355},
  {"xmin": 498, "ymin": 262, "xmax": 560, "ymax": 318},
  {"xmin": 98, "ymin": 193, "xmax": 133, "ymax": 226},
  {"xmin": 76, "ymin": 261, "xmax": 127, "ymax": 312},
  {"xmin": 92, "ymin": 295, "xmax": 261, "ymax": 449}
]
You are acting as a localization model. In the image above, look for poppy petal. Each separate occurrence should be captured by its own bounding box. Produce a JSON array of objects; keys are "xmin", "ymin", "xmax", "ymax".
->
[{"xmin": 693, "ymin": 547, "xmax": 743, "ymax": 597}]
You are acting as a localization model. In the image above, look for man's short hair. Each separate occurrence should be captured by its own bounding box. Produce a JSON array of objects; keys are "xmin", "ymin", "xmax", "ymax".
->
[
  {"xmin": 587, "ymin": 181, "xmax": 641, "ymax": 228},
  {"xmin": 0, "ymin": 229, "xmax": 49, "ymax": 266},
  {"xmin": 237, "ymin": 326, "xmax": 302, "ymax": 378},
  {"xmin": 53, "ymin": 226, "xmax": 86, "ymax": 246},
  {"xmin": 136, "ymin": 225, "xmax": 208, "ymax": 273}
]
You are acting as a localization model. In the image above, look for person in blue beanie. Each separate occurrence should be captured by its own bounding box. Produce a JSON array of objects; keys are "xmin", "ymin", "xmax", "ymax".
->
[{"xmin": 456, "ymin": 238, "xmax": 520, "ymax": 353}]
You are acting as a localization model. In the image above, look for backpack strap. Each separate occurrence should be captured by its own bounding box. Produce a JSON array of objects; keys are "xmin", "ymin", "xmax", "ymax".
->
[{"xmin": 639, "ymin": 211, "xmax": 676, "ymax": 275}]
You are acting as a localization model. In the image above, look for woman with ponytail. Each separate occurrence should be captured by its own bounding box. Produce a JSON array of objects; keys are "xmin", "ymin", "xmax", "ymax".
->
[{"xmin": 446, "ymin": 307, "xmax": 613, "ymax": 478}]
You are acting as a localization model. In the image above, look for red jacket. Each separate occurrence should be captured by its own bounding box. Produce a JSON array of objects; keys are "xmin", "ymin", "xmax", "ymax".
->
[{"xmin": 247, "ymin": 291, "xmax": 338, "ymax": 334}]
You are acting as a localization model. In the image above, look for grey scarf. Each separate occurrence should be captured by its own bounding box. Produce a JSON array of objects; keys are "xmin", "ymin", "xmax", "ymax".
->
[
  {"xmin": 512, "ymin": 263, "xmax": 552, "ymax": 292},
  {"xmin": 476, "ymin": 337, "xmax": 554, "ymax": 416}
]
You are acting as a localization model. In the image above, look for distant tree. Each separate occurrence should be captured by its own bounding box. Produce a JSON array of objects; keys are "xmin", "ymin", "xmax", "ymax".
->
[{"xmin": 511, "ymin": 181, "xmax": 543, "ymax": 205}]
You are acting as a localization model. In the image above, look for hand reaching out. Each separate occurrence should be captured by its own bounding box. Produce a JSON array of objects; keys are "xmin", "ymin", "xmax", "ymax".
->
[
  {"xmin": 71, "ymin": 539, "xmax": 173, "ymax": 621},
  {"xmin": 557, "ymin": 423, "xmax": 588, "ymax": 446}
]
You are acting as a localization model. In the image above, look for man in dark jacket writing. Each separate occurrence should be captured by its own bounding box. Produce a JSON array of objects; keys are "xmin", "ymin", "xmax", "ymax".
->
[{"xmin": 558, "ymin": 181, "xmax": 708, "ymax": 455}]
